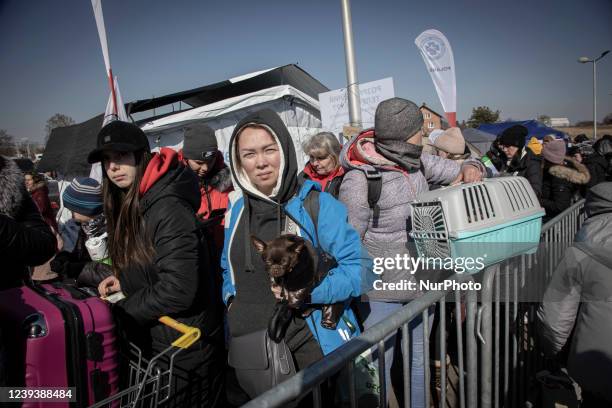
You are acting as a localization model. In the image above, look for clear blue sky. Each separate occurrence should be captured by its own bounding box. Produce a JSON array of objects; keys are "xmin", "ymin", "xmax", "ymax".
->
[{"xmin": 1, "ymin": 0, "xmax": 611, "ymax": 143}]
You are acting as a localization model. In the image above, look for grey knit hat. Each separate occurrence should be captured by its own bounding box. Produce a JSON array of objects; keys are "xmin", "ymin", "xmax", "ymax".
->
[
  {"xmin": 374, "ymin": 98, "xmax": 424, "ymax": 141},
  {"xmin": 182, "ymin": 123, "xmax": 218, "ymax": 160}
]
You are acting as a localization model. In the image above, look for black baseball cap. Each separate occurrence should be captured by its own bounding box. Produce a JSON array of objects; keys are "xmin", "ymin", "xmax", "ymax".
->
[{"xmin": 87, "ymin": 121, "xmax": 151, "ymax": 164}]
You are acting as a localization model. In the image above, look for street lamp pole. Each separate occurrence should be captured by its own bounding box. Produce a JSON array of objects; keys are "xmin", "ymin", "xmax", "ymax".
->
[{"xmin": 578, "ymin": 50, "xmax": 610, "ymax": 140}]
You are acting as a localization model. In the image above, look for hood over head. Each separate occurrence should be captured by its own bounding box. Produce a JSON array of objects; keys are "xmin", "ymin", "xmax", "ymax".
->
[
  {"xmin": 229, "ymin": 109, "xmax": 298, "ymax": 204},
  {"xmin": 585, "ymin": 182, "xmax": 612, "ymax": 218},
  {"xmin": 576, "ymin": 182, "xmax": 612, "ymax": 266}
]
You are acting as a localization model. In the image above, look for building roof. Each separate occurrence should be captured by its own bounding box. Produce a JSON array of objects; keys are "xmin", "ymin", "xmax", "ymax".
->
[{"xmin": 419, "ymin": 103, "xmax": 444, "ymax": 118}]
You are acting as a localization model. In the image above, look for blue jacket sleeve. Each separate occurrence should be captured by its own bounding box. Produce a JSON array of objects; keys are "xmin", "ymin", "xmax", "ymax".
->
[
  {"xmin": 220, "ymin": 200, "xmax": 235, "ymax": 305},
  {"xmin": 310, "ymin": 193, "xmax": 375, "ymax": 304}
]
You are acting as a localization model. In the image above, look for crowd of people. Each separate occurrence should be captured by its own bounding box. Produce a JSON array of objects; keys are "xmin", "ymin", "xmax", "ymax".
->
[{"xmin": 1, "ymin": 96, "xmax": 612, "ymax": 406}]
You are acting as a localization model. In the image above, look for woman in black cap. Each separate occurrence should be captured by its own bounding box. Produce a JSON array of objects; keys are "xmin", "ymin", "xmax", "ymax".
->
[
  {"xmin": 497, "ymin": 124, "xmax": 543, "ymax": 197},
  {"xmin": 89, "ymin": 121, "xmax": 224, "ymax": 407}
]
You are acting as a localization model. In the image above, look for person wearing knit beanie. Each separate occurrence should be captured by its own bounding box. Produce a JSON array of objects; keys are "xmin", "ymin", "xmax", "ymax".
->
[
  {"xmin": 499, "ymin": 125, "xmax": 528, "ymax": 149},
  {"xmin": 430, "ymin": 127, "xmax": 466, "ymax": 158},
  {"xmin": 182, "ymin": 123, "xmax": 218, "ymax": 161},
  {"xmin": 373, "ymin": 97, "xmax": 425, "ymax": 171},
  {"xmin": 498, "ymin": 125, "xmax": 529, "ymax": 163},
  {"xmin": 495, "ymin": 124, "xmax": 543, "ymax": 197},
  {"xmin": 541, "ymin": 139, "xmax": 567, "ymax": 165},
  {"xmin": 51, "ymin": 177, "xmax": 110, "ymax": 280},
  {"xmin": 62, "ymin": 177, "xmax": 103, "ymax": 221}
]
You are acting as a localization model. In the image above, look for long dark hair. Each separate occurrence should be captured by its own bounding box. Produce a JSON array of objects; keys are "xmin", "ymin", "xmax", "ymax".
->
[{"xmin": 103, "ymin": 149, "xmax": 155, "ymax": 276}]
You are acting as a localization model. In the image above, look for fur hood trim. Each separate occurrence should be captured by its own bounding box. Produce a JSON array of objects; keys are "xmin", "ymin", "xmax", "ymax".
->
[
  {"xmin": 0, "ymin": 156, "xmax": 25, "ymax": 218},
  {"xmin": 548, "ymin": 157, "xmax": 591, "ymax": 185},
  {"xmin": 207, "ymin": 166, "xmax": 233, "ymax": 192}
]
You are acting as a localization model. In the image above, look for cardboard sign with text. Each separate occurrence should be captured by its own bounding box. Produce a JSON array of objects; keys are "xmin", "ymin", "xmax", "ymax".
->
[{"xmin": 318, "ymin": 78, "xmax": 395, "ymax": 136}]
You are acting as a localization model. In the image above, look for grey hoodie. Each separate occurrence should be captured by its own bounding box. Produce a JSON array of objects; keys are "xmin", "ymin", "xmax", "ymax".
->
[{"xmin": 537, "ymin": 182, "xmax": 612, "ymax": 402}]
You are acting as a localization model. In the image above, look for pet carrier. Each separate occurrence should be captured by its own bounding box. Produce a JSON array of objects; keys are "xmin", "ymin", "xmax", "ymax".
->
[{"xmin": 409, "ymin": 177, "xmax": 545, "ymax": 273}]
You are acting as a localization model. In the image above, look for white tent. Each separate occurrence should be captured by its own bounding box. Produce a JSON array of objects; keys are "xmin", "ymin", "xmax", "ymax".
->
[
  {"xmin": 141, "ymin": 85, "xmax": 322, "ymax": 167},
  {"xmin": 39, "ymin": 64, "xmax": 329, "ymax": 177},
  {"xmin": 132, "ymin": 64, "xmax": 329, "ymax": 168}
]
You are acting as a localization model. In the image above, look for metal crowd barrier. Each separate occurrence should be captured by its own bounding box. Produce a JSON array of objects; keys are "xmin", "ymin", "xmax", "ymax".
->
[
  {"xmin": 477, "ymin": 199, "xmax": 586, "ymax": 408},
  {"xmin": 244, "ymin": 199, "xmax": 586, "ymax": 408},
  {"xmin": 244, "ymin": 274, "xmax": 480, "ymax": 408}
]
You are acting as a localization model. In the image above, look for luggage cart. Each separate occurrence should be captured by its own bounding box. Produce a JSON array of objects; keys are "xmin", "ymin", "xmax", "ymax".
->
[{"xmin": 88, "ymin": 316, "xmax": 201, "ymax": 408}]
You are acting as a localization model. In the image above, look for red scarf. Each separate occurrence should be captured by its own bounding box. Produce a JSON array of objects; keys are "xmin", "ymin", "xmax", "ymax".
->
[{"xmin": 303, "ymin": 163, "xmax": 345, "ymax": 191}]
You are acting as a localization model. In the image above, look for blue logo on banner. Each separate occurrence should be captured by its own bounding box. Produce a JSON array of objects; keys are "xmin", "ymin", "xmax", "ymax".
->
[{"xmin": 420, "ymin": 36, "xmax": 446, "ymax": 60}]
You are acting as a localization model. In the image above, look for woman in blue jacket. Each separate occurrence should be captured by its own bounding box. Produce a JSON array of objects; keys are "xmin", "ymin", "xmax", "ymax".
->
[{"xmin": 221, "ymin": 109, "xmax": 373, "ymax": 401}]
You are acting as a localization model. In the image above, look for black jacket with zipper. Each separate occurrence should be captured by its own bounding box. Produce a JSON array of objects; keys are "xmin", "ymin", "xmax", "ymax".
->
[
  {"xmin": 541, "ymin": 157, "xmax": 590, "ymax": 221},
  {"xmin": 116, "ymin": 159, "xmax": 222, "ymax": 351},
  {"xmin": 114, "ymin": 154, "xmax": 224, "ymax": 407}
]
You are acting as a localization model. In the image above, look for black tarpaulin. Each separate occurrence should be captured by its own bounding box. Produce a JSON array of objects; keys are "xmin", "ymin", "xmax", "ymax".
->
[
  {"xmin": 125, "ymin": 64, "xmax": 328, "ymax": 114},
  {"xmin": 37, "ymin": 114, "xmax": 104, "ymax": 178}
]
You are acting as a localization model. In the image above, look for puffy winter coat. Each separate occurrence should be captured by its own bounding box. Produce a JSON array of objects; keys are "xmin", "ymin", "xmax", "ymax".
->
[
  {"xmin": 0, "ymin": 156, "xmax": 56, "ymax": 290},
  {"xmin": 338, "ymin": 131, "xmax": 483, "ymax": 302},
  {"xmin": 541, "ymin": 157, "xmax": 590, "ymax": 221},
  {"xmin": 114, "ymin": 149, "xmax": 222, "ymax": 353},
  {"xmin": 498, "ymin": 147, "xmax": 543, "ymax": 197},
  {"xmin": 537, "ymin": 182, "xmax": 612, "ymax": 403}
]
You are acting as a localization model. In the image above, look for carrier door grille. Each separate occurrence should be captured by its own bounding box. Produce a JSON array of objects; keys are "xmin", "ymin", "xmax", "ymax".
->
[{"xmin": 463, "ymin": 185, "xmax": 494, "ymax": 223}]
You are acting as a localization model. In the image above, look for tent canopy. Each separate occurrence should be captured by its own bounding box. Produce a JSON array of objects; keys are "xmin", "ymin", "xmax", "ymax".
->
[
  {"xmin": 39, "ymin": 64, "xmax": 328, "ymax": 178},
  {"xmin": 126, "ymin": 64, "xmax": 328, "ymax": 115},
  {"xmin": 462, "ymin": 128, "xmax": 497, "ymax": 156},
  {"xmin": 478, "ymin": 120, "xmax": 568, "ymax": 141}
]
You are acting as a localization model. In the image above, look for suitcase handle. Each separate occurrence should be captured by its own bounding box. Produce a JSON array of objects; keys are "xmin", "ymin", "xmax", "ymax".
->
[{"xmin": 158, "ymin": 316, "xmax": 201, "ymax": 349}]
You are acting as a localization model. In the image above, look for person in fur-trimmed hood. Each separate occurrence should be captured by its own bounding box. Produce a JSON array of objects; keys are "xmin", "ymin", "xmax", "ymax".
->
[
  {"xmin": 540, "ymin": 139, "xmax": 590, "ymax": 221},
  {"xmin": 0, "ymin": 156, "xmax": 57, "ymax": 290}
]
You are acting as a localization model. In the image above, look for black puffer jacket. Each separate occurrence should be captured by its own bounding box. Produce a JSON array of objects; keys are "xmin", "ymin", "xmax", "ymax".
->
[
  {"xmin": 114, "ymin": 150, "xmax": 222, "ymax": 352},
  {"xmin": 584, "ymin": 137, "xmax": 612, "ymax": 188},
  {"xmin": 113, "ymin": 150, "xmax": 224, "ymax": 406},
  {"xmin": 541, "ymin": 157, "xmax": 590, "ymax": 221},
  {"xmin": 537, "ymin": 182, "xmax": 612, "ymax": 403},
  {"xmin": 501, "ymin": 147, "xmax": 543, "ymax": 197},
  {"xmin": 0, "ymin": 156, "xmax": 56, "ymax": 290}
]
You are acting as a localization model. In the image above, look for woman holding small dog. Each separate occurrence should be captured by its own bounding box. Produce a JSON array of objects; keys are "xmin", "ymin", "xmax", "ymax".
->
[{"xmin": 221, "ymin": 109, "xmax": 373, "ymax": 403}]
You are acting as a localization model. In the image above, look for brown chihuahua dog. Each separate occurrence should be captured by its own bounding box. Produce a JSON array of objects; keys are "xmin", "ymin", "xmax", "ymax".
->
[{"xmin": 251, "ymin": 234, "xmax": 343, "ymax": 329}]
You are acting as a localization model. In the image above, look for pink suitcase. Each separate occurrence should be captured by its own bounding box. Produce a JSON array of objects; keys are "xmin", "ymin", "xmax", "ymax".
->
[{"xmin": 0, "ymin": 282, "xmax": 119, "ymax": 407}]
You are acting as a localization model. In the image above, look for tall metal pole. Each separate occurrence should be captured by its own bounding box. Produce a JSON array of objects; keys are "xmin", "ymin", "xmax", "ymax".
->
[
  {"xmin": 340, "ymin": 0, "xmax": 362, "ymax": 128},
  {"xmin": 593, "ymin": 61, "xmax": 597, "ymax": 139}
]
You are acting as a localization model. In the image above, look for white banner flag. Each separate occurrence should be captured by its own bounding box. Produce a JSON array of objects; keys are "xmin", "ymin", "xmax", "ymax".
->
[
  {"xmin": 91, "ymin": 0, "xmax": 120, "ymax": 117},
  {"xmin": 415, "ymin": 29, "xmax": 457, "ymax": 126},
  {"xmin": 91, "ymin": 0, "xmax": 111, "ymax": 73},
  {"xmin": 103, "ymin": 76, "xmax": 129, "ymax": 126}
]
